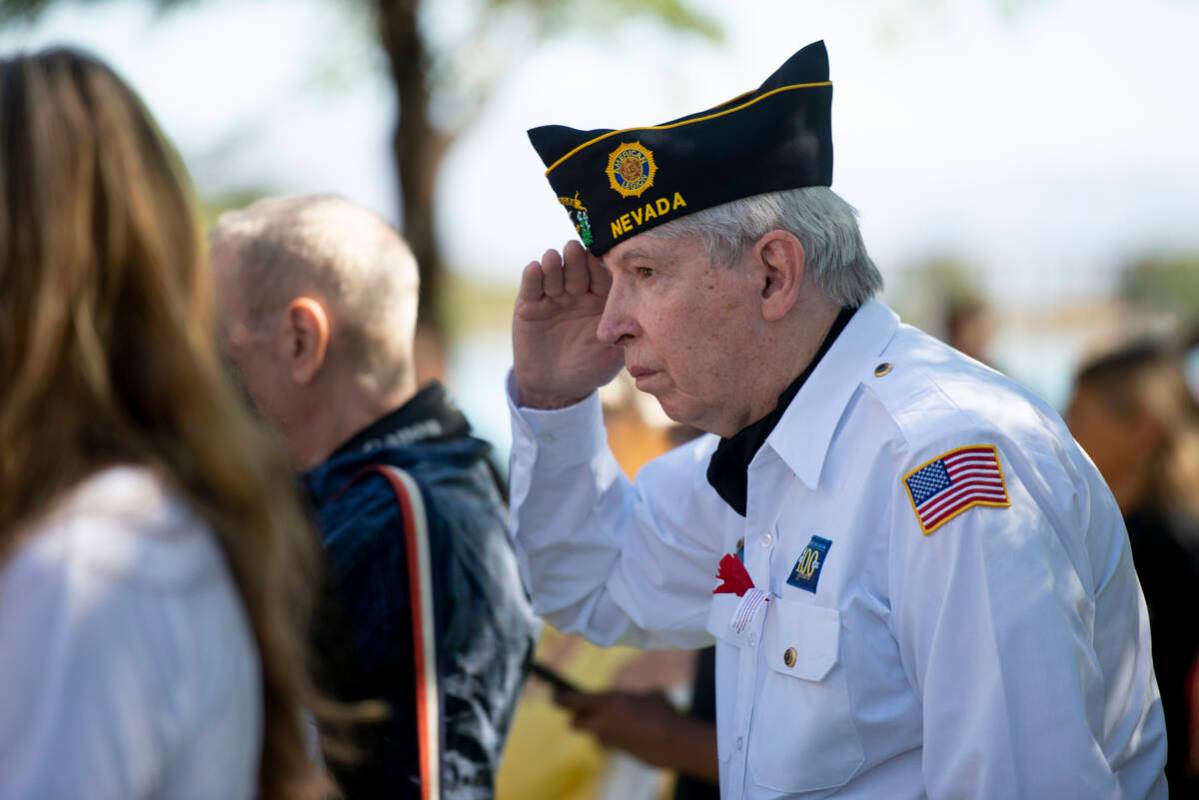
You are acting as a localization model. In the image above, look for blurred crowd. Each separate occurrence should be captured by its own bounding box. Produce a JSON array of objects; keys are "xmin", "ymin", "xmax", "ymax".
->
[{"xmin": 1, "ymin": 45, "xmax": 1197, "ymax": 800}]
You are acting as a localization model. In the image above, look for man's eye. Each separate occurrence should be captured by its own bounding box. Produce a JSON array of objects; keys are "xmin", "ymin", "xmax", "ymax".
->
[{"xmin": 635, "ymin": 267, "xmax": 655, "ymax": 279}]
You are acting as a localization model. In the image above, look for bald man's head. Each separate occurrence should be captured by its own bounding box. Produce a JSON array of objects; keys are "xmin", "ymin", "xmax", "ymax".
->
[{"xmin": 211, "ymin": 194, "xmax": 419, "ymax": 394}]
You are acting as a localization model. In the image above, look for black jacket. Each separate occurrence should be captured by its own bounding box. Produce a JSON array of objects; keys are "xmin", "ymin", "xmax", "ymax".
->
[
  {"xmin": 306, "ymin": 383, "xmax": 538, "ymax": 798},
  {"xmin": 1126, "ymin": 505, "xmax": 1199, "ymax": 797}
]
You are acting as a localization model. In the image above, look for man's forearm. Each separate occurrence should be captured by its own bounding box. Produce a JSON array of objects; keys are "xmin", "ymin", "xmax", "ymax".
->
[{"xmin": 507, "ymin": 381, "xmax": 721, "ymax": 650}]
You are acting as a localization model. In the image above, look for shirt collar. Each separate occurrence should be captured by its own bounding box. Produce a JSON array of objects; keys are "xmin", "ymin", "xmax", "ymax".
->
[
  {"xmin": 329, "ymin": 380, "xmax": 470, "ymax": 459},
  {"xmin": 706, "ymin": 306, "xmax": 856, "ymax": 516},
  {"xmin": 765, "ymin": 298, "xmax": 900, "ymax": 490}
]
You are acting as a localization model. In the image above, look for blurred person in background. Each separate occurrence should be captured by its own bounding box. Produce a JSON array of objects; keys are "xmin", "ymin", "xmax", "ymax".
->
[
  {"xmin": 0, "ymin": 49, "xmax": 325, "ymax": 799},
  {"xmin": 1185, "ymin": 324, "xmax": 1199, "ymax": 404},
  {"xmin": 1067, "ymin": 338, "xmax": 1199, "ymax": 795},
  {"xmin": 943, "ymin": 294, "xmax": 995, "ymax": 367},
  {"xmin": 550, "ymin": 665, "xmax": 719, "ymax": 798},
  {"xmin": 210, "ymin": 195, "xmax": 537, "ymax": 799}
]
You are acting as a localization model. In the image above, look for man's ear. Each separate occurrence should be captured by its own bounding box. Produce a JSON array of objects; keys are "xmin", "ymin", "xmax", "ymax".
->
[
  {"xmin": 752, "ymin": 231, "xmax": 805, "ymax": 322},
  {"xmin": 281, "ymin": 297, "xmax": 330, "ymax": 386}
]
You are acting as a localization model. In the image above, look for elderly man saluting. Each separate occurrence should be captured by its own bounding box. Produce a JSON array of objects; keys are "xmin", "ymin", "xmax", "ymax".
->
[{"xmin": 507, "ymin": 41, "xmax": 1166, "ymax": 798}]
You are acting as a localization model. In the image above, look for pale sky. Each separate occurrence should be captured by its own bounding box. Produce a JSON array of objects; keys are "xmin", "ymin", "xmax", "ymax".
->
[
  {"xmin": 6, "ymin": 0, "xmax": 1198, "ymax": 304},
  {"xmin": 5, "ymin": 0, "xmax": 1198, "ymax": 441}
]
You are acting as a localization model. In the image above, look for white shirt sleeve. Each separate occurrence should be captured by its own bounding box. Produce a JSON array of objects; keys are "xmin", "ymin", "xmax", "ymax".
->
[
  {"xmin": 0, "ymin": 533, "xmax": 169, "ymax": 798},
  {"xmin": 887, "ymin": 436, "xmax": 1167, "ymax": 799},
  {"xmin": 507, "ymin": 375, "xmax": 728, "ymax": 649},
  {"xmin": 0, "ymin": 468, "xmax": 261, "ymax": 800}
]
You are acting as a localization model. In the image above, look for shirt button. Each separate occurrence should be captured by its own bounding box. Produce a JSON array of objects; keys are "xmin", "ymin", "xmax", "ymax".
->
[
  {"xmin": 748, "ymin": 632, "xmax": 758, "ymax": 647},
  {"xmin": 540, "ymin": 432, "xmax": 557, "ymax": 444},
  {"xmin": 784, "ymin": 647, "xmax": 798, "ymax": 668},
  {"xmin": 736, "ymin": 736, "xmax": 744, "ymax": 751},
  {"xmin": 760, "ymin": 531, "xmax": 773, "ymax": 548}
]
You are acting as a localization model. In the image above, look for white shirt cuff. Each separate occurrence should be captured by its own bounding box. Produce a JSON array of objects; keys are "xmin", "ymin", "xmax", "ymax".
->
[{"xmin": 506, "ymin": 369, "xmax": 606, "ymax": 470}]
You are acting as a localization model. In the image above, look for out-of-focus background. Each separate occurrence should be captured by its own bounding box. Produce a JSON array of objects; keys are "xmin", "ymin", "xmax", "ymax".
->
[
  {"xmin": 6, "ymin": 0, "xmax": 1198, "ymax": 453},
  {"xmin": 5, "ymin": 1, "xmax": 1196, "ymax": 796}
]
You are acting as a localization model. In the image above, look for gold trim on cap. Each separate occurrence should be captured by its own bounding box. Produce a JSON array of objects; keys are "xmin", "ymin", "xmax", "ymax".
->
[{"xmin": 543, "ymin": 80, "xmax": 833, "ymax": 176}]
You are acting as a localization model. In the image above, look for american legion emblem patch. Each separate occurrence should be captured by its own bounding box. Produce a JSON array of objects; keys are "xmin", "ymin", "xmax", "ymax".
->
[
  {"xmin": 606, "ymin": 141, "xmax": 657, "ymax": 198},
  {"xmin": 902, "ymin": 444, "xmax": 1011, "ymax": 535}
]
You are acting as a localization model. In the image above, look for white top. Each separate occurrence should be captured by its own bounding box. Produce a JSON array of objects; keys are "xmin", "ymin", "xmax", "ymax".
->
[
  {"xmin": 507, "ymin": 299, "xmax": 1168, "ymax": 799},
  {"xmin": 0, "ymin": 467, "xmax": 261, "ymax": 799}
]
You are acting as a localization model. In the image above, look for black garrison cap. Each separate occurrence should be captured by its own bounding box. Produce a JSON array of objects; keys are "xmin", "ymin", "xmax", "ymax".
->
[{"xmin": 527, "ymin": 40, "xmax": 834, "ymax": 256}]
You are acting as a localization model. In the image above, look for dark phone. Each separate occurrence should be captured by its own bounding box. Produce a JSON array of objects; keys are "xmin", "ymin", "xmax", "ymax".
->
[{"xmin": 529, "ymin": 662, "xmax": 582, "ymax": 695}]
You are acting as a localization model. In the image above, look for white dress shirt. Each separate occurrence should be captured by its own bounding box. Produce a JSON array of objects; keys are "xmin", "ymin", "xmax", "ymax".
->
[
  {"xmin": 0, "ymin": 467, "xmax": 261, "ymax": 799},
  {"xmin": 507, "ymin": 299, "xmax": 1167, "ymax": 799}
]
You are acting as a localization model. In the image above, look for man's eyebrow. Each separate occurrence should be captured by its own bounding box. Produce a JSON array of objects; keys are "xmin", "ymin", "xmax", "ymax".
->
[{"xmin": 610, "ymin": 247, "xmax": 673, "ymax": 267}]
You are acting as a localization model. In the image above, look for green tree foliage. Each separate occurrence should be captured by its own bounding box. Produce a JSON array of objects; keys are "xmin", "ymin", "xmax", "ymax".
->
[
  {"xmin": 1122, "ymin": 253, "xmax": 1199, "ymax": 320},
  {"xmin": 1, "ymin": 0, "xmax": 720, "ymax": 341},
  {"xmin": 890, "ymin": 254, "xmax": 987, "ymax": 335}
]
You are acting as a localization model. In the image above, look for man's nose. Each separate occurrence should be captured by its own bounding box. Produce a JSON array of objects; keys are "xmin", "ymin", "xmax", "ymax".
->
[{"xmin": 596, "ymin": 285, "xmax": 637, "ymax": 347}]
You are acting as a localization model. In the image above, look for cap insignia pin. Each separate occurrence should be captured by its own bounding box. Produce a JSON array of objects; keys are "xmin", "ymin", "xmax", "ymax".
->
[{"xmin": 606, "ymin": 141, "xmax": 657, "ymax": 198}]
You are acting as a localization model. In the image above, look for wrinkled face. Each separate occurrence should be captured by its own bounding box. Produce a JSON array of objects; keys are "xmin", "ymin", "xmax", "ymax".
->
[
  {"xmin": 597, "ymin": 233, "xmax": 765, "ymax": 434},
  {"xmin": 210, "ymin": 246, "xmax": 296, "ymax": 434}
]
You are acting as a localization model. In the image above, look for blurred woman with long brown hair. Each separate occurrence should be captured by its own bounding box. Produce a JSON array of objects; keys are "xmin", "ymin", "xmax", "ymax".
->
[
  {"xmin": 1067, "ymin": 338, "xmax": 1199, "ymax": 796},
  {"xmin": 0, "ymin": 48, "xmax": 326, "ymax": 798}
]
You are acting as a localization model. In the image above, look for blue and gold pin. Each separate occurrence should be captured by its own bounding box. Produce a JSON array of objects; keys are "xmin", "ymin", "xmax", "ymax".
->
[{"xmin": 787, "ymin": 535, "xmax": 832, "ymax": 593}]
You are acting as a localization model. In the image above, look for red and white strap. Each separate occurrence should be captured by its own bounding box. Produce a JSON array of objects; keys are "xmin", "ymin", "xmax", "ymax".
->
[{"xmin": 368, "ymin": 465, "xmax": 440, "ymax": 800}]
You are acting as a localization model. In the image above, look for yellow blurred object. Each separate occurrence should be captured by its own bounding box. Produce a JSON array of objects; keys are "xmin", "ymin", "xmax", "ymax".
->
[
  {"xmin": 497, "ymin": 407, "xmax": 679, "ymax": 800},
  {"xmin": 496, "ymin": 628, "xmax": 650, "ymax": 800},
  {"xmin": 606, "ymin": 412, "xmax": 671, "ymax": 478}
]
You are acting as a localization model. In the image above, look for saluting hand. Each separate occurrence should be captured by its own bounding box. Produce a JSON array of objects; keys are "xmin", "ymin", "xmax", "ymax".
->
[{"xmin": 512, "ymin": 240, "xmax": 624, "ymax": 409}]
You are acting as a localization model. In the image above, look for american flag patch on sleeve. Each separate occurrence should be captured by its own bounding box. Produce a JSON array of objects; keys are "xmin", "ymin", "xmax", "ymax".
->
[{"xmin": 902, "ymin": 444, "xmax": 1011, "ymax": 535}]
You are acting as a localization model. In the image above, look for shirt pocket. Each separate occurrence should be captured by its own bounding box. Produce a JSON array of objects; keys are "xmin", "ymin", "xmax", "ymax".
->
[
  {"xmin": 705, "ymin": 592, "xmax": 753, "ymax": 646},
  {"xmin": 750, "ymin": 597, "xmax": 865, "ymax": 794}
]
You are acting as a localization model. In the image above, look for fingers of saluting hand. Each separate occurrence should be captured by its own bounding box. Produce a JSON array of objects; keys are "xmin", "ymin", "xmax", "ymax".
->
[
  {"xmin": 587, "ymin": 250, "xmax": 611, "ymax": 296},
  {"xmin": 540, "ymin": 248, "xmax": 565, "ymax": 298},
  {"xmin": 518, "ymin": 260, "xmax": 545, "ymax": 302},
  {"xmin": 562, "ymin": 240, "xmax": 591, "ymax": 297},
  {"xmin": 521, "ymin": 242, "xmax": 606, "ymax": 303}
]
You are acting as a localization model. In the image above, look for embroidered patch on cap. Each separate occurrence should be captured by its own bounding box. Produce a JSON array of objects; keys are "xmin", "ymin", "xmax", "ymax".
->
[
  {"xmin": 606, "ymin": 141, "xmax": 657, "ymax": 198},
  {"xmin": 557, "ymin": 191, "xmax": 594, "ymax": 247},
  {"xmin": 786, "ymin": 535, "xmax": 832, "ymax": 593},
  {"xmin": 902, "ymin": 444, "xmax": 1011, "ymax": 535}
]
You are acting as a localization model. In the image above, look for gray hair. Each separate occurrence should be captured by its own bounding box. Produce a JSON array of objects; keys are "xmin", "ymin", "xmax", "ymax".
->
[
  {"xmin": 646, "ymin": 186, "xmax": 882, "ymax": 307},
  {"xmin": 210, "ymin": 194, "xmax": 419, "ymax": 389}
]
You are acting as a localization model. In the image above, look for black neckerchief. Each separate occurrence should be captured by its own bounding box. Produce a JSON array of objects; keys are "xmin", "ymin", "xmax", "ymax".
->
[
  {"xmin": 706, "ymin": 307, "xmax": 856, "ymax": 516},
  {"xmin": 330, "ymin": 381, "xmax": 470, "ymax": 458}
]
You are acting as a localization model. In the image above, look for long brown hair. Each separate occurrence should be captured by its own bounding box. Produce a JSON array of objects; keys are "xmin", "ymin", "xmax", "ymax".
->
[
  {"xmin": 0, "ymin": 48, "xmax": 327, "ymax": 799},
  {"xmin": 1076, "ymin": 339, "xmax": 1199, "ymax": 518}
]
